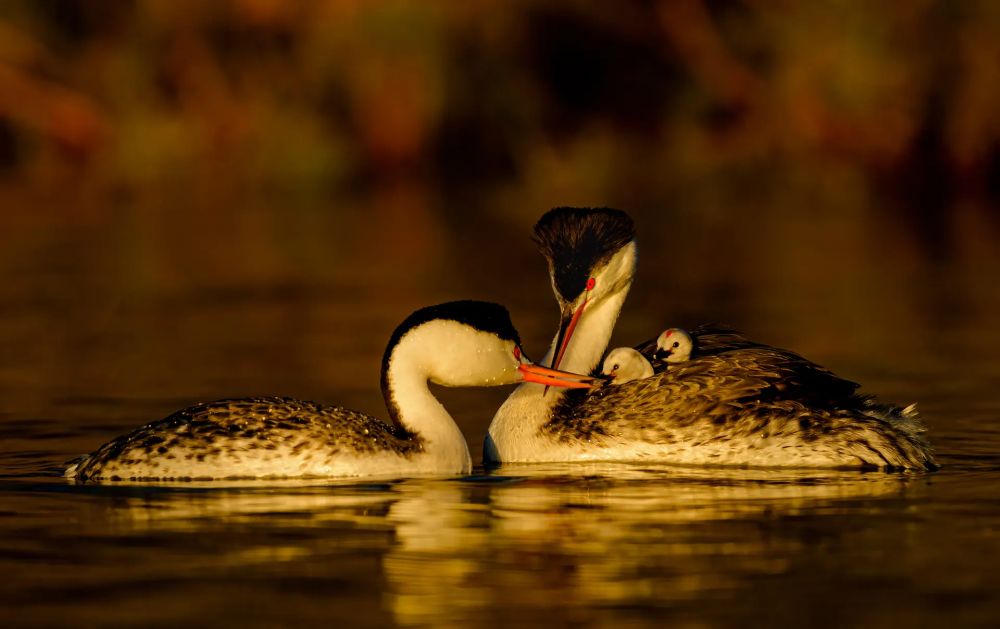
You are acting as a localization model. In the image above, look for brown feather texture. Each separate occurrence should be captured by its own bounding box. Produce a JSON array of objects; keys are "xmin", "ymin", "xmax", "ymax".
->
[
  {"xmin": 70, "ymin": 397, "xmax": 423, "ymax": 481},
  {"xmin": 546, "ymin": 327, "xmax": 935, "ymax": 470}
]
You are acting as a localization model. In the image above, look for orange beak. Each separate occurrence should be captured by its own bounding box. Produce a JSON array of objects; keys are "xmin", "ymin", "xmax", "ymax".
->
[{"xmin": 518, "ymin": 363, "xmax": 595, "ymax": 389}]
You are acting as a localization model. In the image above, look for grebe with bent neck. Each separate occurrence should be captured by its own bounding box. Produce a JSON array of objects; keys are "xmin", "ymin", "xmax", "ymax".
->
[
  {"xmin": 485, "ymin": 208, "xmax": 935, "ymax": 470},
  {"xmin": 67, "ymin": 301, "xmax": 592, "ymax": 482}
]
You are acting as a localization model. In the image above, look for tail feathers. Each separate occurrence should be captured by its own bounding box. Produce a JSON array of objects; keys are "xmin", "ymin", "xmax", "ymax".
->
[
  {"xmin": 63, "ymin": 455, "xmax": 89, "ymax": 479},
  {"xmin": 852, "ymin": 398, "xmax": 935, "ymax": 470},
  {"xmin": 877, "ymin": 414, "xmax": 936, "ymax": 471},
  {"xmin": 871, "ymin": 431, "xmax": 936, "ymax": 471}
]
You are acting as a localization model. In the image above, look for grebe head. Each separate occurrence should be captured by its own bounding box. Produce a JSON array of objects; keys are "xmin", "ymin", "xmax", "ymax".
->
[
  {"xmin": 654, "ymin": 328, "xmax": 693, "ymax": 363},
  {"xmin": 381, "ymin": 301, "xmax": 594, "ymax": 390},
  {"xmin": 532, "ymin": 207, "xmax": 637, "ymax": 370},
  {"xmin": 601, "ymin": 347, "xmax": 653, "ymax": 384}
]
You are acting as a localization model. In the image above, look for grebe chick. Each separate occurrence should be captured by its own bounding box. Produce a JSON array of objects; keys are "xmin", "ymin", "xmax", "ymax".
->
[
  {"xmin": 601, "ymin": 348, "xmax": 653, "ymax": 384},
  {"xmin": 67, "ymin": 301, "xmax": 594, "ymax": 482},
  {"xmin": 654, "ymin": 328, "xmax": 694, "ymax": 363}
]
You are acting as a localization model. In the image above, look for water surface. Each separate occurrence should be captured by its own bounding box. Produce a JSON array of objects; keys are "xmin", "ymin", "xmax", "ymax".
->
[{"xmin": 1, "ymin": 201, "xmax": 999, "ymax": 627}]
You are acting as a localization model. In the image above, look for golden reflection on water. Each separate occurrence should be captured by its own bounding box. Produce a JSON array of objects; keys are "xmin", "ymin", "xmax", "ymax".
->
[
  {"xmin": 83, "ymin": 467, "xmax": 924, "ymax": 624},
  {"xmin": 96, "ymin": 483, "xmax": 395, "ymax": 532},
  {"xmin": 383, "ymin": 467, "xmax": 922, "ymax": 624}
]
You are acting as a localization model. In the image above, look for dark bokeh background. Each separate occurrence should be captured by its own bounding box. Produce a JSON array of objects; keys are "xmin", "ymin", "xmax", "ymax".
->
[
  {"xmin": 0, "ymin": 0, "xmax": 998, "ymax": 438},
  {"xmin": 3, "ymin": 1, "xmax": 1000, "ymax": 200},
  {"xmin": 3, "ymin": 5, "xmax": 1000, "ymax": 627}
]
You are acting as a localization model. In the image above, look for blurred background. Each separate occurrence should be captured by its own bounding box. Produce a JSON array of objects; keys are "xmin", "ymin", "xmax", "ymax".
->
[
  {"xmin": 0, "ymin": 0, "xmax": 998, "ymax": 443},
  {"xmin": 3, "ymin": 4, "xmax": 1000, "ymax": 626}
]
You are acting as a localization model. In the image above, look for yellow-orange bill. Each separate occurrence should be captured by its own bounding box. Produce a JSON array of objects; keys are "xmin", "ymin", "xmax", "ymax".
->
[
  {"xmin": 525, "ymin": 363, "xmax": 598, "ymax": 382},
  {"xmin": 519, "ymin": 364, "xmax": 593, "ymax": 389}
]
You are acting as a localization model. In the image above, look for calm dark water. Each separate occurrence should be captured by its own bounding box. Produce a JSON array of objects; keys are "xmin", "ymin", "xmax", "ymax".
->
[{"xmin": 2, "ymin": 197, "xmax": 999, "ymax": 627}]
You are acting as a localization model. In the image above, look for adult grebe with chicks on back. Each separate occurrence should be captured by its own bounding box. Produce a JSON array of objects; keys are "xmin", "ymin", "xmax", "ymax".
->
[{"xmin": 485, "ymin": 207, "xmax": 935, "ymax": 470}]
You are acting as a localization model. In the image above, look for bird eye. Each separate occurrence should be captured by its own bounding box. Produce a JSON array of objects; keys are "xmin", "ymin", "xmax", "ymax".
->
[
  {"xmin": 612, "ymin": 364, "xmax": 619, "ymax": 371},
  {"xmin": 513, "ymin": 347, "xmax": 521, "ymax": 360},
  {"xmin": 586, "ymin": 277, "xmax": 596, "ymax": 291},
  {"xmin": 672, "ymin": 341, "xmax": 679, "ymax": 348}
]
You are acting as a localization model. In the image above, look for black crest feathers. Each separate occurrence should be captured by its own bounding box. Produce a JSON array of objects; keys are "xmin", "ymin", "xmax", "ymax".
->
[{"xmin": 532, "ymin": 207, "xmax": 635, "ymax": 300}]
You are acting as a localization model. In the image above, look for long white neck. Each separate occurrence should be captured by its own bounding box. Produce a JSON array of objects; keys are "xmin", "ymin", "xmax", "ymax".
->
[
  {"xmin": 382, "ymin": 337, "xmax": 472, "ymax": 474},
  {"xmin": 485, "ymin": 286, "xmax": 630, "ymax": 462},
  {"xmin": 541, "ymin": 289, "xmax": 629, "ymax": 376}
]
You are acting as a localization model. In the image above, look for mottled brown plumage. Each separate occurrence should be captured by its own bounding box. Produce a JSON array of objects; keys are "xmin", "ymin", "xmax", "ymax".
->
[
  {"xmin": 70, "ymin": 397, "xmax": 423, "ymax": 481},
  {"xmin": 636, "ymin": 325, "xmax": 861, "ymax": 405},
  {"xmin": 542, "ymin": 327, "xmax": 934, "ymax": 470},
  {"xmin": 488, "ymin": 207, "xmax": 935, "ymax": 470}
]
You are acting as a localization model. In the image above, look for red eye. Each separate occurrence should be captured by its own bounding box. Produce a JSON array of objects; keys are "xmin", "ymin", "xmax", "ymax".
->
[
  {"xmin": 586, "ymin": 277, "xmax": 596, "ymax": 291},
  {"xmin": 513, "ymin": 347, "xmax": 521, "ymax": 360}
]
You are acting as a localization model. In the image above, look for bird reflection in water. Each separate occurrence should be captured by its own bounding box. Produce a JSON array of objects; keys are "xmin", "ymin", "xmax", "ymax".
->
[
  {"xmin": 382, "ymin": 466, "xmax": 921, "ymax": 624},
  {"xmin": 80, "ymin": 468, "xmax": 923, "ymax": 624}
]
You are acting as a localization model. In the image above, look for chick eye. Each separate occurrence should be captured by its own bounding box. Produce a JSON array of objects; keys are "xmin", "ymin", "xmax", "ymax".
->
[
  {"xmin": 612, "ymin": 364, "xmax": 619, "ymax": 371},
  {"xmin": 513, "ymin": 347, "xmax": 521, "ymax": 360},
  {"xmin": 586, "ymin": 277, "xmax": 596, "ymax": 291},
  {"xmin": 672, "ymin": 341, "xmax": 679, "ymax": 349}
]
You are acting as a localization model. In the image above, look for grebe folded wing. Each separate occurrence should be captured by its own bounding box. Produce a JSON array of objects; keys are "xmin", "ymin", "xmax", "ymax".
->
[
  {"xmin": 68, "ymin": 397, "xmax": 422, "ymax": 481},
  {"xmin": 633, "ymin": 325, "xmax": 860, "ymax": 404},
  {"xmin": 544, "ymin": 338, "xmax": 931, "ymax": 469}
]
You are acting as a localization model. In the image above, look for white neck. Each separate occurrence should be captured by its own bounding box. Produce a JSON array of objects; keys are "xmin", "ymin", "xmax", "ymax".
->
[
  {"xmin": 383, "ymin": 336, "xmax": 472, "ymax": 474},
  {"xmin": 485, "ymin": 286, "xmax": 630, "ymax": 462},
  {"xmin": 541, "ymin": 289, "xmax": 629, "ymax": 376}
]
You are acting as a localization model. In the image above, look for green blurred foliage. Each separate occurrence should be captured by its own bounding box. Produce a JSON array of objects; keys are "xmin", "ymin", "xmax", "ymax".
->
[{"xmin": 0, "ymin": 0, "xmax": 997, "ymax": 204}]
